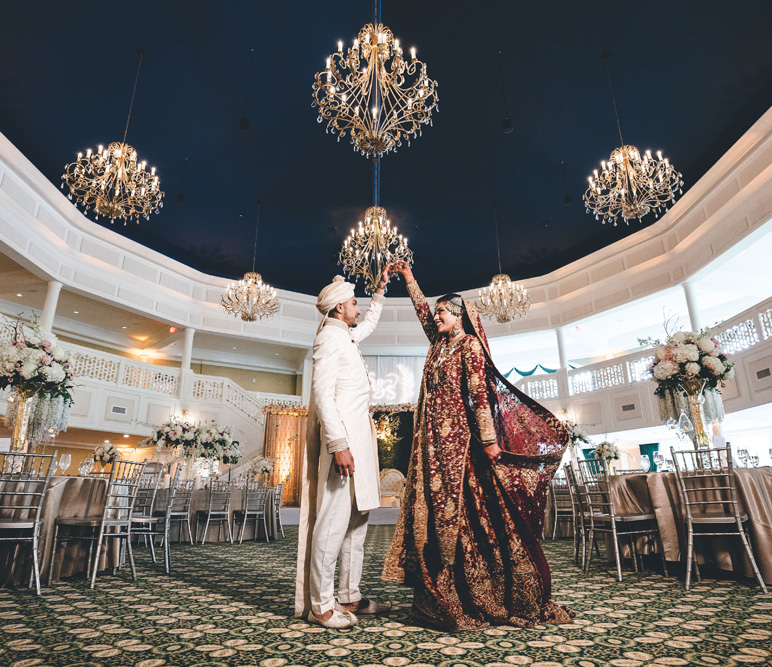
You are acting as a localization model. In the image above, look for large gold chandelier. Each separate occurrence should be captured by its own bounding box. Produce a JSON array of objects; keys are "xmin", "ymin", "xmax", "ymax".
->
[
  {"xmin": 339, "ymin": 162, "xmax": 413, "ymax": 294},
  {"xmin": 221, "ymin": 202, "xmax": 280, "ymax": 321},
  {"xmin": 584, "ymin": 54, "xmax": 682, "ymax": 226},
  {"xmin": 61, "ymin": 49, "xmax": 163, "ymax": 224},
  {"xmin": 476, "ymin": 207, "xmax": 532, "ymax": 323},
  {"xmin": 313, "ymin": 21, "xmax": 438, "ymax": 158},
  {"xmin": 340, "ymin": 204, "xmax": 413, "ymax": 295}
]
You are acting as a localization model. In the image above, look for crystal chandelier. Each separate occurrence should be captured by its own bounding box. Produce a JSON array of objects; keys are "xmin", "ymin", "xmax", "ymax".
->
[
  {"xmin": 221, "ymin": 202, "xmax": 280, "ymax": 321},
  {"xmin": 584, "ymin": 53, "xmax": 682, "ymax": 226},
  {"xmin": 476, "ymin": 207, "xmax": 532, "ymax": 323},
  {"xmin": 339, "ymin": 162, "xmax": 413, "ymax": 294},
  {"xmin": 61, "ymin": 48, "xmax": 163, "ymax": 224},
  {"xmin": 313, "ymin": 13, "xmax": 438, "ymax": 158}
]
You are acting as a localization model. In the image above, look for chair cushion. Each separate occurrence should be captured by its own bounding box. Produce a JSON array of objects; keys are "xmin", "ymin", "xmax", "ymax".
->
[{"xmin": 616, "ymin": 513, "xmax": 657, "ymax": 522}]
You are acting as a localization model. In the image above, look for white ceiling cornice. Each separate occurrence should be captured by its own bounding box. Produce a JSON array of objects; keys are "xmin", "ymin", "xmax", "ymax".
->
[{"xmin": 1, "ymin": 106, "xmax": 772, "ymax": 352}]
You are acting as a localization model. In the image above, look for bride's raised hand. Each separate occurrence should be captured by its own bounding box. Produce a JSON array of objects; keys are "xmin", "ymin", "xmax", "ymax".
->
[{"xmin": 392, "ymin": 260, "xmax": 414, "ymax": 283}]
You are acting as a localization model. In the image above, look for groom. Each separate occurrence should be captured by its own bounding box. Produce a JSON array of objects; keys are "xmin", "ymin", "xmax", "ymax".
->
[{"xmin": 295, "ymin": 267, "xmax": 393, "ymax": 628}]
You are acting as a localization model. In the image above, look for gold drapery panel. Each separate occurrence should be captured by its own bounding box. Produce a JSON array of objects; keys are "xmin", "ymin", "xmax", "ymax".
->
[{"xmin": 263, "ymin": 411, "xmax": 307, "ymax": 507}]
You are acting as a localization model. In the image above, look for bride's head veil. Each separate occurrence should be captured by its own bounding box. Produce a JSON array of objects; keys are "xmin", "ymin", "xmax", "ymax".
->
[{"xmin": 461, "ymin": 298, "xmax": 569, "ymax": 473}]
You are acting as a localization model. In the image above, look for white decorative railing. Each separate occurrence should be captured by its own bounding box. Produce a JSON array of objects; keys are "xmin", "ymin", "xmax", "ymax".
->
[
  {"xmin": 517, "ymin": 295, "xmax": 772, "ymax": 401},
  {"xmin": 525, "ymin": 378, "xmax": 559, "ymax": 400},
  {"xmin": 761, "ymin": 308, "xmax": 772, "ymax": 340},
  {"xmin": 192, "ymin": 377, "xmax": 224, "ymax": 401},
  {"xmin": 224, "ymin": 382, "xmax": 263, "ymax": 423},
  {"xmin": 717, "ymin": 319, "xmax": 759, "ymax": 355},
  {"xmin": 626, "ymin": 355, "xmax": 654, "ymax": 383},
  {"xmin": 70, "ymin": 353, "xmax": 121, "ymax": 383},
  {"xmin": 122, "ymin": 362, "xmax": 179, "ymax": 395},
  {"xmin": 568, "ymin": 364, "xmax": 625, "ymax": 395}
]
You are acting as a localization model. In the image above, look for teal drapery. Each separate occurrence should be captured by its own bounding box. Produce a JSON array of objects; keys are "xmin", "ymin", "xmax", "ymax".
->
[{"xmin": 504, "ymin": 363, "xmax": 577, "ymax": 378}]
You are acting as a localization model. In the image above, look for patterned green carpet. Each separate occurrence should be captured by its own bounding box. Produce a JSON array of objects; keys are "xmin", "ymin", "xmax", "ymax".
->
[{"xmin": 1, "ymin": 526, "xmax": 770, "ymax": 667}]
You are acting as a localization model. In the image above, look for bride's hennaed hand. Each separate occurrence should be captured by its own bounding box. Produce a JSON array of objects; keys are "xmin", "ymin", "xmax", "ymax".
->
[{"xmin": 484, "ymin": 442, "xmax": 502, "ymax": 461}]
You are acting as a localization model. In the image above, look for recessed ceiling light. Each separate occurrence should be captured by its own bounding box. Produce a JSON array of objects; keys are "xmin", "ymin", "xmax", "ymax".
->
[
  {"xmin": 73, "ymin": 311, "xmax": 79, "ymax": 314},
  {"xmin": 123, "ymin": 434, "xmax": 129, "ymax": 438},
  {"xmin": 122, "ymin": 326, "xmax": 127, "ymax": 329},
  {"xmin": 275, "ymin": 353, "xmax": 279, "ymax": 356},
  {"xmin": 16, "ymin": 293, "xmax": 22, "ymax": 297},
  {"xmin": 232, "ymin": 346, "xmax": 237, "ymax": 350}
]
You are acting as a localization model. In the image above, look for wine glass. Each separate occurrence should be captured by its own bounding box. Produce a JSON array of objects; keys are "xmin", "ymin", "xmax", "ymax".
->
[
  {"xmin": 78, "ymin": 458, "xmax": 94, "ymax": 476},
  {"xmin": 737, "ymin": 448, "xmax": 750, "ymax": 467},
  {"xmin": 652, "ymin": 452, "xmax": 664, "ymax": 471},
  {"xmin": 640, "ymin": 455, "xmax": 651, "ymax": 473},
  {"xmin": 749, "ymin": 455, "xmax": 760, "ymax": 468},
  {"xmin": 58, "ymin": 453, "xmax": 71, "ymax": 475}
]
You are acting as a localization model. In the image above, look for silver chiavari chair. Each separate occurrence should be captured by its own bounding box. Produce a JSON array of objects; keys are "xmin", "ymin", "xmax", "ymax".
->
[
  {"xmin": 233, "ymin": 480, "xmax": 269, "ymax": 543},
  {"xmin": 549, "ymin": 474, "xmax": 574, "ymax": 540},
  {"xmin": 0, "ymin": 451, "xmax": 58, "ymax": 594},
  {"xmin": 168, "ymin": 479, "xmax": 195, "ymax": 544},
  {"xmin": 577, "ymin": 456, "xmax": 668, "ymax": 582},
  {"xmin": 670, "ymin": 444, "xmax": 767, "ymax": 593},
  {"xmin": 195, "ymin": 480, "xmax": 234, "ymax": 544},
  {"xmin": 50, "ymin": 458, "xmax": 146, "ymax": 588}
]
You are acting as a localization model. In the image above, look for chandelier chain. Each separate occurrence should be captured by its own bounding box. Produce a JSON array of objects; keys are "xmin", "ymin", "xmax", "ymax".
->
[
  {"xmin": 603, "ymin": 53, "xmax": 624, "ymax": 147},
  {"xmin": 244, "ymin": 48, "xmax": 254, "ymax": 115},
  {"xmin": 122, "ymin": 49, "xmax": 145, "ymax": 146},
  {"xmin": 498, "ymin": 51, "xmax": 509, "ymax": 118},
  {"xmin": 251, "ymin": 201, "xmax": 261, "ymax": 273},
  {"xmin": 493, "ymin": 207, "xmax": 502, "ymax": 275}
]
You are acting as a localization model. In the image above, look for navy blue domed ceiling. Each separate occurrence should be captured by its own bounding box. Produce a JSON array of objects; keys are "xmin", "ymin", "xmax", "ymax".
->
[{"xmin": 1, "ymin": 1, "xmax": 771, "ymax": 295}]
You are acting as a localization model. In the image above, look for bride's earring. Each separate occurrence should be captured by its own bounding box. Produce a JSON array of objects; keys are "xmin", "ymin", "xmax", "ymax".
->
[{"xmin": 451, "ymin": 319, "xmax": 462, "ymax": 337}]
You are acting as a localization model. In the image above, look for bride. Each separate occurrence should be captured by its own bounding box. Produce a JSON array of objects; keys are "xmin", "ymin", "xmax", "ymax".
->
[{"xmin": 382, "ymin": 261, "xmax": 573, "ymax": 631}]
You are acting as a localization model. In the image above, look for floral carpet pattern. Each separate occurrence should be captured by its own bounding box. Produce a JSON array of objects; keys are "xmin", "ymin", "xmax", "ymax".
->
[{"xmin": 1, "ymin": 526, "xmax": 771, "ymax": 667}]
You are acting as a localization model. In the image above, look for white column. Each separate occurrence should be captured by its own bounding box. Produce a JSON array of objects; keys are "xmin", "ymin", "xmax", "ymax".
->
[
  {"xmin": 555, "ymin": 327, "xmax": 568, "ymax": 369},
  {"xmin": 682, "ymin": 282, "xmax": 702, "ymax": 331},
  {"xmin": 181, "ymin": 327, "xmax": 196, "ymax": 371},
  {"xmin": 40, "ymin": 281, "xmax": 62, "ymax": 332},
  {"xmin": 554, "ymin": 327, "xmax": 570, "ymax": 401}
]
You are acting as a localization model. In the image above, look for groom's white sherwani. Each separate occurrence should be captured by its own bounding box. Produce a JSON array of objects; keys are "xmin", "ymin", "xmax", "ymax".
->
[{"xmin": 295, "ymin": 293, "xmax": 385, "ymax": 617}]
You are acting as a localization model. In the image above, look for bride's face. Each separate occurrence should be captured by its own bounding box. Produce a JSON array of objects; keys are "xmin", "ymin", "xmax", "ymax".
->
[{"xmin": 434, "ymin": 302, "xmax": 459, "ymax": 335}]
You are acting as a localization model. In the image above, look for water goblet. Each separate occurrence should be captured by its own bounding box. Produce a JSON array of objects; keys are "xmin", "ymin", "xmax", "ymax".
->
[
  {"xmin": 652, "ymin": 452, "xmax": 664, "ymax": 471},
  {"xmin": 737, "ymin": 448, "xmax": 750, "ymax": 467},
  {"xmin": 640, "ymin": 454, "xmax": 651, "ymax": 473},
  {"xmin": 58, "ymin": 453, "xmax": 71, "ymax": 475},
  {"xmin": 78, "ymin": 458, "xmax": 94, "ymax": 476},
  {"xmin": 749, "ymin": 455, "xmax": 759, "ymax": 468},
  {"xmin": 665, "ymin": 457, "xmax": 674, "ymax": 472}
]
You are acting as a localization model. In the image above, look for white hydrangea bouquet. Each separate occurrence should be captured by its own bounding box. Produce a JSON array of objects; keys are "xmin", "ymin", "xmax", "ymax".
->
[
  {"xmin": 93, "ymin": 441, "xmax": 118, "ymax": 464},
  {"xmin": 197, "ymin": 422, "xmax": 241, "ymax": 463},
  {"xmin": 1, "ymin": 316, "xmax": 77, "ymax": 448},
  {"xmin": 641, "ymin": 325, "xmax": 733, "ymax": 426},
  {"xmin": 595, "ymin": 440, "xmax": 620, "ymax": 461}
]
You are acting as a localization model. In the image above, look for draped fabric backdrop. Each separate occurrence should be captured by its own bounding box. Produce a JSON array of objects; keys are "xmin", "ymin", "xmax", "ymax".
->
[
  {"xmin": 263, "ymin": 412, "xmax": 307, "ymax": 507},
  {"xmin": 364, "ymin": 356, "xmax": 425, "ymax": 404}
]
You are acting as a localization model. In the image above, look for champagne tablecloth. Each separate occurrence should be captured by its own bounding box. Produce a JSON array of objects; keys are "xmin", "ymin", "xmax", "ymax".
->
[{"xmin": 543, "ymin": 467, "xmax": 772, "ymax": 584}]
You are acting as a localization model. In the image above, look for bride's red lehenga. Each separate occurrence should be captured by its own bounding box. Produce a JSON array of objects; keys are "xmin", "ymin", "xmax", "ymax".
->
[{"xmin": 382, "ymin": 280, "xmax": 574, "ymax": 631}]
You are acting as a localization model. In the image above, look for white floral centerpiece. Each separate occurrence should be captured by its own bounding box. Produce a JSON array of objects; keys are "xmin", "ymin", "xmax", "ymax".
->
[
  {"xmin": 248, "ymin": 455, "xmax": 276, "ymax": 479},
  {"xmin": 595, "ymin": 440, "xmax": 620, "ymax": 461},
  {"xmin": 93, "ymin": 441, "xmax": 118, "ymax": 464},
  {"xmin": 641, "ymin": 326, "xmax": 733, "ymax": 445},
  {"xmin": 142, "ymin": 417, "xmax": 199, "ymax": 457},
  {"xmin": 561, "ymin": 418, "xmax": 591, "ymax": 448},
  {"xmin": 1, "ymin": 317, "xmax": 77, "ymax": 450},
  {"xmin": 197, "ymin": 422, "xmax": 242, "ymax": 464}
]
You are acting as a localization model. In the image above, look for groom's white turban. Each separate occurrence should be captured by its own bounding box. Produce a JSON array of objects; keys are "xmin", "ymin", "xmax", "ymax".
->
[{"xmin": 316, "ymin": 275, "xmax": 355, "ymax": 315}]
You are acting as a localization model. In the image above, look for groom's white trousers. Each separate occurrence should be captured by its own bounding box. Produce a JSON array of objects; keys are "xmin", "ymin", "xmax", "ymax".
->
[{"xmin": 309, "ymin": 461, "xmax": 370, "ymax": 616}]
